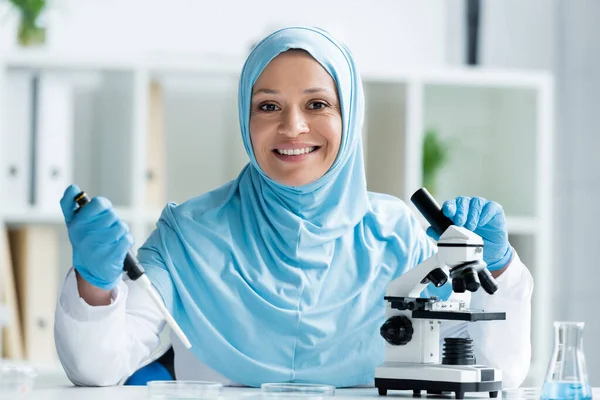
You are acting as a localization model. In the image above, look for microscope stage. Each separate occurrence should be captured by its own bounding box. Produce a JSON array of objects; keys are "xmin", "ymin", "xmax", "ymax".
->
[{"xmin": 412, "ymin": 310, "xmax": 506, "ymax": 321}]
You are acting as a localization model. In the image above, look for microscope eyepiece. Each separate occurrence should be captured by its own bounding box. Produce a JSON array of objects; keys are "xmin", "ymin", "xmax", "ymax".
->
[
  {"xmin": 410, "ymin": 188, "xmax": 453, "ymax": 237},
  {"xmin": 410, "ymin": 187, "xmax": 501, "ymax": 297}
]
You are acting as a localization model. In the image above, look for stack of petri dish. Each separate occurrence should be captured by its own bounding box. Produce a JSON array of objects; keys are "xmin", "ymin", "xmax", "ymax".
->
[
  {"xmin": 0, "ymin": 362, "xmax": 37, "ymax": 397},
  {"xmin": 260, "ymin": 383, "xmax": 335, "ymax": 398},
  {"xmin": 147, "ymin": 380, "xmax": 223, "ymax": 399},
  {"xmin": 502, "ymin": 388, "xmax": 541, "ymax": 399}
]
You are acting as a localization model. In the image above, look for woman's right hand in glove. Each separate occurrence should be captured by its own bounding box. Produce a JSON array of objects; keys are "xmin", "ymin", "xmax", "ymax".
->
[{"xmin": 60, "ymin": 184, "xmax": 134, "ymax": 291}]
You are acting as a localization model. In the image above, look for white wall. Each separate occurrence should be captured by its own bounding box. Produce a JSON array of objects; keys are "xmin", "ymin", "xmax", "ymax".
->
[
  {"xmin": 480, "ymin": 0, "xmax": 557, "ymax": 70},
  {"xmin": 0, "ymin": 0, "xmax": 450, "ymax": 72},
  {"xmin": 469, "ymin": 0, "xmax": 600, "ymax": 386},
  {"xmin": 444, "ymin": 0, "xmax": 557, "ymax": 69},
  {"xmin": 554, "ymin": 1, "xmax": 600, "ymax": 386},
  {"xmin": 444, "ymin": 0, "xmax": 466, "ymax": 66}
]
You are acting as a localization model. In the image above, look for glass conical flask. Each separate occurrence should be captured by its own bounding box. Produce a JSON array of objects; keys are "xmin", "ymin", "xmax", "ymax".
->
[{"xmin": 541, "ymin": 321, "xmax": 592, "ymax": 400}]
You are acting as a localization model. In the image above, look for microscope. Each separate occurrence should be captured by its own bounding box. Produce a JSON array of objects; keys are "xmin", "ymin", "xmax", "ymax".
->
[{"xmin": 374, "ymin": 188, "xmax": 505, "ymax": 399}]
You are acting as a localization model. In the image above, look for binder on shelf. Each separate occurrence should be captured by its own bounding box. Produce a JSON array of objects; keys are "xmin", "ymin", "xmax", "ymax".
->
[
  {"xmin": 146, "ymin": 80, "xmax": 166, "ymax": 210},
  {"xmin": 0, "ymin": 70, "xmax": 34, "ymax": 211},
  {"xmin": 33, "ymin": 73, "xmax": 74, "ymax": 213},
  {"xmin": 0, "ymin": 224, "xmax": 25, "ymax": 360},
  {"xmin": 8, "ymin": 225, "xmax": 59, "ymax": 364}
]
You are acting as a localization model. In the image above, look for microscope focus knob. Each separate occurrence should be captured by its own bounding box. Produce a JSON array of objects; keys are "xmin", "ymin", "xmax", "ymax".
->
[{"xmin": 380, "ymin": 315, "xmax": 413, "ymax": 346}]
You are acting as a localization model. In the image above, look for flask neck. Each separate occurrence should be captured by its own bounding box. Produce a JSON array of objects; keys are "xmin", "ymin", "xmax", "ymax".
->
[{"xmin": 555, "ymin": 322, "xmax": 585, "ymax": 350}]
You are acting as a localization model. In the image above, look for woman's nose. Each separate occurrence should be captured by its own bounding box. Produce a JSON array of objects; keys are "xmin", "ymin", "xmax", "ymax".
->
[{"xmin": 278, "ymin": 108, "xmax": 309, "ymax": 137}]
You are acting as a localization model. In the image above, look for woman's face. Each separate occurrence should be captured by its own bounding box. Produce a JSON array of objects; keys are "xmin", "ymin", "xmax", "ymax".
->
[{"xmin": 249, "ymin": 50, "xmax": 342, "ymax": 187}]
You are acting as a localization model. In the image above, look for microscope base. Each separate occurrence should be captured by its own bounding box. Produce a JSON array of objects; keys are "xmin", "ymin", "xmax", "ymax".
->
[{"xmin": 374, "ymin": 363, "xmax": 502, "ymax": 399}]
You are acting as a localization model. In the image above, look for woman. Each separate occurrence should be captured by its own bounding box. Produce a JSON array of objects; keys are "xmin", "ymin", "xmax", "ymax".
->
[{"xmin": 54, "ymin": 27, "xmax": 533, "ymax": 389}]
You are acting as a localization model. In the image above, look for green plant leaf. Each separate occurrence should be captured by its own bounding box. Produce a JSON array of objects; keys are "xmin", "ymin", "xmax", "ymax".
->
[
  {"xmin": 422, "ymin": 128, "xmax": 450, "ymax": 195},
  {"xmin": 8, "ymin": 0, "xmax": 46, "ymax": 20}
]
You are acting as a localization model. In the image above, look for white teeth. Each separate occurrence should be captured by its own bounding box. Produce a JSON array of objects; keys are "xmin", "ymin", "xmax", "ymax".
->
[{"xmin": 276, "ymin": 147, "xmax": 316, "ymax": 156}]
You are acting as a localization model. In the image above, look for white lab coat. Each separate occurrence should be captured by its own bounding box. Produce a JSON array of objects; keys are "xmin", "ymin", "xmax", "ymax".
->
[{"xmin": 54, "ymin": 251, "xmax": 533, "ymax": 389}]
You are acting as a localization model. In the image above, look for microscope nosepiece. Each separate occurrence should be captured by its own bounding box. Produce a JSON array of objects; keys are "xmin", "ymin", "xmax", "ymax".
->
[
  {"xmin": 478, "ymin": 268, "xmax": 498, "ymax": 295},
  {"xmin": 462, "ymin": 268, "xmax": 481, "ymax": 292},
  {"xmin": 426, "ymin": 267, "xmax": 448, "ymax": 287},
  {"xmin": 452, "ymin": 277, "xmax": 466, "ymax": 293}
]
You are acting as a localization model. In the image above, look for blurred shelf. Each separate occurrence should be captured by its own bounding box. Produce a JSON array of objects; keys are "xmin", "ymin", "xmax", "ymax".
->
[
  {"xmin": 146, "ymin": 53, "xmax": 244, "ymax": 75},
  {"xmin": 1, "ymin": 209, "xmax": 65, "ymax": 225},
  {"xmin": 0, "ymin": 207, "xmax": 137, "ymax": 225},
  {"xmin": 361, "ymin": 66, "xmax": 552, "ymax": 87},
  {"xmin": 2, "ymin": 49, "xmax": 244, "ymax": 75},
  {"xmin": 2, "ymin": 49, "xmax": 552, "ymax": 87},
  {"xmin": 506, "ymin": 216, "xmax": 539, "ymax": 234},
  {"xmin": 2, "ymin": 49, "xmax": 146, "ymax": 71}
]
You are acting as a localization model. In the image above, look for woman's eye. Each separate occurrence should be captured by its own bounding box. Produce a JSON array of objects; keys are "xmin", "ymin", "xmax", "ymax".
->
[
  {"xmin": 309, "ymin": 101, "xmax": 328, "ymax": 110},
  {"xmin": 259, "ymin": 103, "xmax": 279, "ymax": 112}
]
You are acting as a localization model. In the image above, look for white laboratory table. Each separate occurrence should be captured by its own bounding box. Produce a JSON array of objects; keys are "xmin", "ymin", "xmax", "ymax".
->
[{"xmin": 16, "ymin": 385, "xmax": 600, "ymax": 399}]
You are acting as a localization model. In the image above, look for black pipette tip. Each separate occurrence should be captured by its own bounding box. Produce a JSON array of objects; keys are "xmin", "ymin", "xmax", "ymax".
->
[{"xmin": 74, "ymin": 191, "xmax": 90, "ymax": 213}]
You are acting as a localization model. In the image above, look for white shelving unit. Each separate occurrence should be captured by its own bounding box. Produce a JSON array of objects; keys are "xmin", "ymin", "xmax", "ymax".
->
[
  {"xmin": 0, "ymin": 49, "xmax": 553, "ymax": 386},
  {"xmin": 361, "ymin": 68, "xmax": 553, "ymax": 386}
]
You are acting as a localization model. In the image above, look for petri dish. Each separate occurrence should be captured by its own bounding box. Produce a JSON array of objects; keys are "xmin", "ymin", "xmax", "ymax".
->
[
  {"xmin": 0, "ymin": 363, "xmax": 37, "ymax": 397},
  {"xmin": 502, "ymin": 388, "xmax": 541, "ymax": 399},
  {"xmin": 147, "ymin": 380, "xmax": 223, "ymax": 399},
  {"xmin": 261, "ymin": 383, "xmax": 335, "ymax": 397}
]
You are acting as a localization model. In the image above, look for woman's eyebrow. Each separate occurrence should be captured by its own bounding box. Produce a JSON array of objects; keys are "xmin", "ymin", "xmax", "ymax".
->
[
  {"xmin": 252, "ymin": 87, "xmax": 334, "ymax": 95},
  {"xmin": 253, "ymin": 88, "xmax": 279, "ymax": 95},
  {"xmin": 304, "ymin": 87, "xmax": 334, "ymax": 94}
]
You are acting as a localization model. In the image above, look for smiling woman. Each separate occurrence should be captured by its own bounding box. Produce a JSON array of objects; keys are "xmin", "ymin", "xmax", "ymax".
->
[
  {"xmin": 249, "ymin": 49, "xmax": 342, "ymax": 187},
  {"xmin": 53, "ymin": 26, "xmax": 533, "ymax": 391}
]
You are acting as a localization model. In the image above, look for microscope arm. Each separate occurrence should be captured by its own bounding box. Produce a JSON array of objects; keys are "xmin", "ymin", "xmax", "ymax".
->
[{"xmin": 386, "ymin": 253, "xmax": 447, "ymax": 299}]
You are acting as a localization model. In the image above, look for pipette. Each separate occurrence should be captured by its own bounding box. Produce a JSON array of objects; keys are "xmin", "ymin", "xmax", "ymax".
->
[{"xmin": 73, "ymin": 191, "xmax": 192, "ymax": 349}]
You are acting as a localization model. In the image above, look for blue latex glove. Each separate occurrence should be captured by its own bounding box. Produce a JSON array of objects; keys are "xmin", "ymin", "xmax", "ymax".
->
[
  {"xmin": 426, "ymin": 196, "xmax": 514, "ymax": 271},
  {"xmin": 60, "ymin": 184, "xmax": 134, "ymax": 290}
]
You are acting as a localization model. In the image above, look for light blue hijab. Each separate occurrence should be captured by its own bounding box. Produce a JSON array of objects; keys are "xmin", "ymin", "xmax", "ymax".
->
[{"xmin": 138, "ymin": 26, "xmax": 445, "ymax": 387}]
